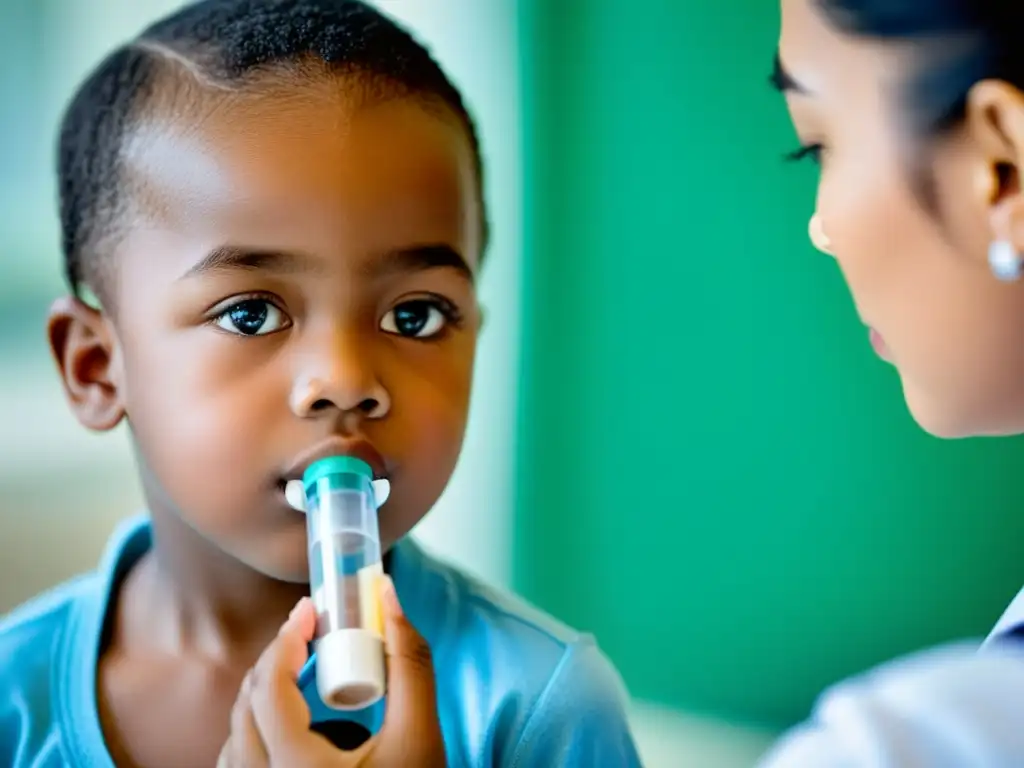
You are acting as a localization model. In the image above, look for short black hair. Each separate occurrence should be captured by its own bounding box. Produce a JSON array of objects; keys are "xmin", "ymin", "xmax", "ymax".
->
[
  {"xmin": 57, "ymin": 0, "xmax": 486, "ymax": 301},
  {"xmin": 816, "ymin": 1, "xmax": 1024, "ymax": 211},
  {"xmin": 819, "ymin": 1, "xmax": 1024, "ymax": 134}
]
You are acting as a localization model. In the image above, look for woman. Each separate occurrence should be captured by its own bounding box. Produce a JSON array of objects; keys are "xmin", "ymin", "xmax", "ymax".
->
[{"xmin": 759, "ymin": 1, "xmax": 1024, "ymax": 764}]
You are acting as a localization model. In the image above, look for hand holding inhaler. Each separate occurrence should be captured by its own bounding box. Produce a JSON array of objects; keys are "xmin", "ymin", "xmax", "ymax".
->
[
  {"xmin": 216, "ymin": 587, "xmax": 445, "ymax": 767},
  {"xmin": 216, "ymin": 458, "xmax": 445, "ymax": 766}
]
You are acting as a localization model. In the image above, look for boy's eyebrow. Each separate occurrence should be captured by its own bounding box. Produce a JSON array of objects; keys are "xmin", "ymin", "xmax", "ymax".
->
[
  {"xmin": 369, "ymin": 244, "xmax": 474, "ymax": 283},
  {"xmin": 769, "ymin": 52, "xmax": 809, "ymax": 94},
  {"xmin": 180, "ymin": 243, "xmax": 473, "ymax": 281},
  {"xmin": 181, "ymin": 246, "xmax": 314, "ymax": 279}
]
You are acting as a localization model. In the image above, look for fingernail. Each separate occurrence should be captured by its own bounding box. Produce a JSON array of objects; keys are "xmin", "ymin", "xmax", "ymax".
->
[
  {"xmin": 288, "ymin": 596, "xmax": 309, "ymax": 622},
  {"xmin": 381, "ymin": 576, "xmax": 402, "ymax": 617}
]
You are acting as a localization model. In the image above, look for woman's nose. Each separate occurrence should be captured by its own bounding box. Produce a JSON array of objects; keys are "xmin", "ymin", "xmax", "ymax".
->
[{"xmin": 809, "ymin": 213, "xmax": 834, "ymax": 257}]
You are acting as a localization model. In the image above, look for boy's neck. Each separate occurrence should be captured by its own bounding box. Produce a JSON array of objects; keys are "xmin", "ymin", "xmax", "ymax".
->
[{"xmin": 122, "ymin": 511, "xmax": 309, "ymax": 666}]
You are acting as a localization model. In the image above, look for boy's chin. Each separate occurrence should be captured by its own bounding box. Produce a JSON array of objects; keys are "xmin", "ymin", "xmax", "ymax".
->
[
  {"xmin": 245, "ymin": 549, "xmax": 311, "ymax": 584},
  {"xmin": 265, "ymin": 570, "xmax": 311, "ymax": 585},
  {"xmin": 222, "ymin": 530, "xmax": 311, "ymax": 584}
]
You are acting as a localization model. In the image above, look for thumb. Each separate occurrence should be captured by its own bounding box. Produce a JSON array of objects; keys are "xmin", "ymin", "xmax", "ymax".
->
[
  {"xmin": 249, "ymin": 597, "xmax": 320, "ymax": 758},
  {"xmin": 377, "ymin": 576, "xmax": 443, "ymax": 746}
]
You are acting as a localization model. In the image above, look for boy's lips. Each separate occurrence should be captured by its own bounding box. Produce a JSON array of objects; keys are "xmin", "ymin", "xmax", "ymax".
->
[{"xmin": 281, "ymin": 436, "xmax": 390, "ymax": 484}]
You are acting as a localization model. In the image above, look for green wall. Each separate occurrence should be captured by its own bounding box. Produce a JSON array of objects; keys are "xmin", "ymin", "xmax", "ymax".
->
[{"xmin": 514, "ymin": 1, "xmax": 1024, "ymax": 729}]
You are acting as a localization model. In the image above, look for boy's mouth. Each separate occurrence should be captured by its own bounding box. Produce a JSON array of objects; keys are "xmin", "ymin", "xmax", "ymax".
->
[
  {"xmin": 281, "ymin": 436, "xmax": 390, "ymax": 485},
  {"xmin": 275, "ymin": 436, "xmax": 392, "ymax": 511}
]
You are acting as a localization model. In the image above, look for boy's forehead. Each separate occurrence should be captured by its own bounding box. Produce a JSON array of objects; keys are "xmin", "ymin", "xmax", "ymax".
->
[{"xmin": 119, "ymin": 89, "xmax": 481, "ymax": 269}]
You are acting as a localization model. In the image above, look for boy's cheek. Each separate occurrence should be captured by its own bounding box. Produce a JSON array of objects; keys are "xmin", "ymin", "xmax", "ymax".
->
[
  {"xmin": 376, "ymin": 412, "xmax": 470, "ymax": 547},
  {"xmin": 127, "ymin": 371, "xmax": 284, "ymax": 507}
]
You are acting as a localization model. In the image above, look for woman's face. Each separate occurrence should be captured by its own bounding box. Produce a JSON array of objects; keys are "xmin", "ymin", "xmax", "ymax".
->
[{"xmin": 778, "ymin": 0, "xmax": 1024, "ymax": 437}]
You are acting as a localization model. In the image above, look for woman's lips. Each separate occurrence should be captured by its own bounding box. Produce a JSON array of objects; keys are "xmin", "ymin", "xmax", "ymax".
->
[{"xmin": 868, "ymin": 327, "xmax": 890, "ymax": 361}]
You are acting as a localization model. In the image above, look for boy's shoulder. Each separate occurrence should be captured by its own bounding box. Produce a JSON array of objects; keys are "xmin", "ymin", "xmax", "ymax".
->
[
  {"xmin": 395, "ymin": 538, "xmax": 642, "ymax": 767},
  {"xmin": 397, "ymin": 535, "xmax": 590, "ymax": 665},
  {"xmin": 0, "ymin": 573, "xmax": 103, "ymax": 763},
  {"xmin": 0, "ymin": 573, "xmax": 96, "ymax": 679}
]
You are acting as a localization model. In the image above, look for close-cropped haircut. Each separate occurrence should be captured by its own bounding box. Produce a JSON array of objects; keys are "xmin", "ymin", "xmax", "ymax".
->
[
  {"xmin": 820, "ymin": 1, "xmax": 1024, "ymax": 134},
  {"xmin": 57, "ymin": 0, "xmax": 486, "ymax": 302},
  {"xmin": 817, "ymin": 1, "xmax": 1024, "ymax": 210}
]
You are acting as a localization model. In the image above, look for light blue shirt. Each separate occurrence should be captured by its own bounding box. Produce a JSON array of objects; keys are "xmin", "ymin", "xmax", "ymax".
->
[
  {"xmin": 758, "ymin": 589, "xmax": 1024, "ymax": 767},
  {"xmin": 0, "ymin": 516, "xmax": 641, "ymax": 767}
]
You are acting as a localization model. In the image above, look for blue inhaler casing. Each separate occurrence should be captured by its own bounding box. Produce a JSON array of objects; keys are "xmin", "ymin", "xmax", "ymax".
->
[{"xmin": 298, "ymin": 456, "xmax": 386, "ymax": 711}]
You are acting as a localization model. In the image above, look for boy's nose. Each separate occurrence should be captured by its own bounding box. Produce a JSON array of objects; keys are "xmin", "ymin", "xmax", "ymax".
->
[{"xmin": 289, "ymin": 331, "xmax": 390, "ymax": 420}]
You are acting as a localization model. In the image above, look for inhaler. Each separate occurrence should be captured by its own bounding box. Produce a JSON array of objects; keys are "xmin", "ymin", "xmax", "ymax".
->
[{"xmin": 301, "ymin": 456, "xmax": 386, "ymax": 710}]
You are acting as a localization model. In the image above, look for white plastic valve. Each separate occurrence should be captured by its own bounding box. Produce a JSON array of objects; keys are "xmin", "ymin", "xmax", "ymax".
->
[{"xmin": 287, "ymin": 477, "xmax": 390, "ymax": 512}]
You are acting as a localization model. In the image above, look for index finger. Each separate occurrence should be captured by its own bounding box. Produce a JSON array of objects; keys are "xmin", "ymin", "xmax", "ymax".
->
[
  {"xmin": 249, "ymin": 597, "xmax": 320, "ymax": 758},
  {"xmin": 376, "ymin": 577, "xmax": 444, "ymax": 754}
]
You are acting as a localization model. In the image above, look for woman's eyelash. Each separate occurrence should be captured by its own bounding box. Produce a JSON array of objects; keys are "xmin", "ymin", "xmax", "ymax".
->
[{"xmin": 784, "ymin": 143, "xmax": 823, "ymax": 164}]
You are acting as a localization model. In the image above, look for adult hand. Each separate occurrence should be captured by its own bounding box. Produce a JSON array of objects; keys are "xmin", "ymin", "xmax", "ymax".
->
[{"xmin": 217, "ymin": 577, "xmax": 445, "ymax": 766}]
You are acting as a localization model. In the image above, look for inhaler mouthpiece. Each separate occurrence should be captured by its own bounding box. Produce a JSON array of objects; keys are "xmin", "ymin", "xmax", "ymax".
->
[
  {"xmin": 304, "ymin": 456, "xmax": 386, "ymax": 710},
  {"xmin": 287, "ymin": 477, "xmax": 390, "ymax": 512}
]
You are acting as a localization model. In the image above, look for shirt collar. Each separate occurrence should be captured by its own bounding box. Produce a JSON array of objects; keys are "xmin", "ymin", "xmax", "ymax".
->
[{"xmin": 983, "ymin": 585, "xmax": 1024, "ymax": 647}]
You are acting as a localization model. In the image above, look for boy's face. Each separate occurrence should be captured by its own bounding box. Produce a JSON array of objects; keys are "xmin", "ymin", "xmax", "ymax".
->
[{"xmin": 54, "ymin": 80, "xmax": 483, "ymax": 582}]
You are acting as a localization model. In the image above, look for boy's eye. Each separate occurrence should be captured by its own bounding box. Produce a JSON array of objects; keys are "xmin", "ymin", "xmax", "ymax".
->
[
  {"xmin": 215, "ymin": 299, "xmax": 290, "ymax": 336},
  {"xmin": 380, "ymin": 300, "xmax": 451, "ymax": 339}
]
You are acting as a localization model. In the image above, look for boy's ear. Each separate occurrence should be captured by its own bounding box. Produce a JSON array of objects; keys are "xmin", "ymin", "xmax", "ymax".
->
[{"xmin": 47, "ymin": 295, "xmax": 125, "ymax": 432}]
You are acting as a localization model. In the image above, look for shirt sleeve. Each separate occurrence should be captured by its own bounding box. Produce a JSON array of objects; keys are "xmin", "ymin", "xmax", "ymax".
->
[
  {"xmin": 506, "ymin": 639, "xmax": 643, "ymax": 768},
  {"xmin": 757, "ymin": 642, "xmax": 1024, "ymax": 768}
]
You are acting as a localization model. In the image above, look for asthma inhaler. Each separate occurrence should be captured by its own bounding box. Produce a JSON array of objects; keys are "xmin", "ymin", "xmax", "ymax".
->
[{"xmin": 304, "ymin": 456, "xmax": 386, "ymax": 710}]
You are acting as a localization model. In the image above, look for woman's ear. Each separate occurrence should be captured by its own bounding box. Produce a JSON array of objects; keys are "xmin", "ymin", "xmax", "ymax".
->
[
  {"xmin": 965, "ymin": 80, "xmax": 1024, "ymax": 250},
  {"xmin": 47, "ymin": 295, "xmax": 125, "ymax": 432}
]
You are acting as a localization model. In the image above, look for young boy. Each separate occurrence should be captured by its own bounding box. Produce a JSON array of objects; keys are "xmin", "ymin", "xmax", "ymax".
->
[{"xmin": 0, "ymin": 1, "xmax": 641, "ymax": 765}]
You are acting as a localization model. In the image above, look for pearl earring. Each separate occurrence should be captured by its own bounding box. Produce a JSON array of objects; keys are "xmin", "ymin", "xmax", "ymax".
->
[{"xmin": 988, "ymin": 240, "xmax": 1023, "ymax": 282}]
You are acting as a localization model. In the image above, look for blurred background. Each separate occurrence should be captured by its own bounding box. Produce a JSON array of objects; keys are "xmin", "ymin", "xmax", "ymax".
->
[{"xmin": 4, "ymin": 2, "xmax": 1024, "ymax": 766}]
